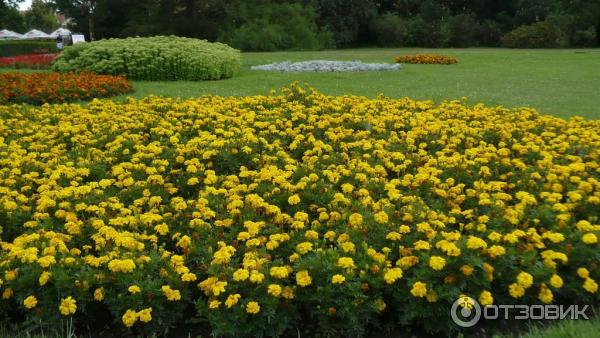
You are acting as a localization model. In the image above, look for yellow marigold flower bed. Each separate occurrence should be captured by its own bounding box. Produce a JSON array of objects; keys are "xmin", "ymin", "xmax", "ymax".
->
[
  {"xmin": 395, "ymin": 54, "xmax": 459, "ymax": 64},
  {"xmin": 0, "ymin": 85, "xmax": 599, "ymax": 336}
]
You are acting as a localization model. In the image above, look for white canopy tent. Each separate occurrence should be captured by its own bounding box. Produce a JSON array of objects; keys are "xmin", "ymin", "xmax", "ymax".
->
[
  {"xmin": 0, "ymin": 29, "xmax": 23, "ymax": 39},
  {"xmin": 50, "ymin": 28, "xmax": 72, "ymax": 38},
  {"xmin": 22, "ymin": 29, "xmax": 52, "ymax": 39}
]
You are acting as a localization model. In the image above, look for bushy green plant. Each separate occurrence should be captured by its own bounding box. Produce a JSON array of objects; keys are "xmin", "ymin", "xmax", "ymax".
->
[
  {"xmin": 0, "ymin": 40, "xmax": 58, "ymax": 57},
  {"xmin": 51, "ymin": 36, "xmax": 240, "ymax": 81},
  {"xmin": 500, "ymin": 21, "xmax": 568, "ymax": 48}
]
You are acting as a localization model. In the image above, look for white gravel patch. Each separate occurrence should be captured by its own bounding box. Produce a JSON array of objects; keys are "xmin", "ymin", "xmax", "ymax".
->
[{"xmin": 251, "ymin": 60, "xmax": 401, "ymax": 72}]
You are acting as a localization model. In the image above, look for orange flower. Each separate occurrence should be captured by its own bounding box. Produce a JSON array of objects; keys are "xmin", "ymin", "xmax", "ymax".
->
[
  {"xmin": 0, "ymin": 72, "xmax": 132, "ymax": 105},
  {"xmin": 395, "ymin": 54, "xmax": 458, "ymax": 65}
]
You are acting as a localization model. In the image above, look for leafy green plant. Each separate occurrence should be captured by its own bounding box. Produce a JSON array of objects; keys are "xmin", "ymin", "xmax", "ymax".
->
[{"xmin": 51, "ymin": 36, "xmax": 240, "ymax": 81}]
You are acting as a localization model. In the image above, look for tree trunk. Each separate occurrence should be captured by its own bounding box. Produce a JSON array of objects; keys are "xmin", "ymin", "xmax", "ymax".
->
[{"xmin": 88, "ymin": 15, "xmax": 94, "ymax": 41}]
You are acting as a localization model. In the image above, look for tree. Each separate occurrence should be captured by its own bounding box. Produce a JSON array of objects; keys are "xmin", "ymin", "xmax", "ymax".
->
[
  {"xmin": 52, "ymin": 0, "xmax": 97, "ymax": 39},
  {"xmin": 0, "ymin": 0, "xmax": 26, "ymax": 32},
  {"xmin": 24, "ymin": 0, "xmax": 60, "ymax": 31},
  {"xmin": 302, "ymin": 0, "xmax": 378, "ymax": 46}
]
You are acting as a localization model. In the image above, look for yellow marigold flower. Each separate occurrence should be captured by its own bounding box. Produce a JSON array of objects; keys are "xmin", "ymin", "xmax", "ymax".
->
[
  {"xmin": 478, "ymin": 291, "xmax": 493, "ymax": 306},
  {"xmin": 348, "ymin": 213, "xmax": 363, "ymax": 227},
  {"xmin": 577, "ymin": 268, "xmax": 589, "ymax": 279},
  {"xmin": 305, "ymin": 230, "xmax": 319, "ymax": 240},
  {"xmin": 39, "ymin": 271, "xmax": 51, "ymax": 286},
  {"xmin": 249, "ymin": 271, "xmax": 264, "ymax": 284},
  {"xmin": 267, "ymin": 284, "xmax": 282, "ymax": 297},
  {"xmin": 209, "ymin": 300, "xmax": 221, "ymax": 309},
  {"xmin": 37, "ymin": 255, "xmax": 56, "ymax": 268},
  {"xmin": 94, "ymin": 288, "xmax": 104, "ymax": 301},
  {"xmin": 410, "ymin": 282, "xmax": 427, "ymax": 298},
  {"xmin": 399, "ymin": 225, "xmax": 411, "ymax": 234},
  {"xmin": 270, "ymin": 266, "xmax": 290, "ymax": 279},
  {"xmin": 397, "ymin": 256, "xmax": 419, "ymax": 269},
  {"xmin": 282, "ymin": 286, "xmax": 295, "ymax": 299},
  {"xmin": 246, "ymin": 301, "xmax": 260, "ymax": 314},
  {"xmin": 508, "ymin": 283, "xmax": 525, "ymax": 298},
  {"xmin": 212, "ymin": 281, "xmax": 227, "ymax": 296},
  {"xmin": 296, "ymin": 270, "xmax": 312, "ymax": 287},
  {"xmin": 138, "ymin": 308, "xmax": 152, "ymax": 322},
  {"xmin": 374, "ymin": 211, "xmax": 388, "ymax": 224},
  {"xmin": 225, "ymin": 294, "xmax": 241, "ymax": 308},
  {"xmin": 428, "ymin": 256, "xmax": 446, "ymax": 271},
  {"xmin": 538, "ymin": 284, "xmax": 553, "ymax": 304},
  {"xmin": 296, "ymin": 242, "xmax": 313, "ymax": 254},
  {"xmin": 288, "ymin": 194, "xmax": 300, "ymax": 205},
  {"xmin": 414, "ymin": 240, "xmax": 431, "ymax": 251},
  {"xmin": 337, "ymin": 257, "xmax": 356, "ymax": 270},
  {"xmin": 233, "ymin": 268, "xmax": 250, "ymax": 281},
  {"xmin": 24, "ymin": 295, "xmax": 38, "ymax": 309},
  {"xmin": 154, "ymin": 223, "xmax": 169, "ymax": 236},
  {"xmin": 211, "ymin": 245, "xmax": 235, "ymax": 265},
  {"xmin": 460, "ymin": 265, "xmax": 474, "ymax": 276},
  {"xmin": 340, "ymin": 241, "xmax": 355, "ymax": 253},
  {"xmin": 426, "ymin": 290, "xmax": 438, "ymax": 303},
  {"xmin": 487, "ymin": 245, "xmax": 506, "ymax": 258},
  {"xmin": 583, "ymin": 278, "xmax": 598, "ymax": 293},
  {"xmin": 161, "ymin": 285, "xmax": 181, "ymax": 301},
  {"xmin": 332, "ymin": 274, "xmax": 346, "ymax": 284},
  {"xmin": 107, "ymin": 259, "xmax": 136, "ymax": 273},
  {"xmin": 386, "ymin": 231, "xmax": 402, "ymax": 241},
  {"xmin": 122, "ymin": 309, "xmax": 138, "ymax": 327},
  {"xmin": 181, "ymin": 272, "xmax": 197, "ymax": 282},
  {"xmin": 582, "ymin": 233, "xmax": 598, "ymax": 245},
  {"xmin": 516, "ymin": 272, "xmax": 534, "ymax": 288},
  {"xmin": 384, "ymin": 268, "xmax": 403, "ymax": 284},
  {"xmin": 2, "ymin": 288, "xmax": 13, "ymax": 299},
  {"xmin": 341, "ymin": 183, "xmax": 354, "ymax": 193},
  {"xmin": 128, "ymin": 285, "xmax": 141, "ymax": 294},
  {"xmin": 549, "ymin": 274, "xmax": 563, "ymax": 289},
  {"xmin": 59, "ymin": 296, "xmax": 77, "ymax": 316},
  {"xmin": 177, "ymin": 235, "xmax": 192, "ymax": 249},
  {"xmin": 466, "ymin": 236, "xmax": 487, "ymax": 250},
  {"xmin": 488, "ymin": 232, "xmax": 502, "ymax": 242}
]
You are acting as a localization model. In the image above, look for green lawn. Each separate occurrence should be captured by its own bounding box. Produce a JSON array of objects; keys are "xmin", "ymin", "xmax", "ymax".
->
[
  {"xmin": 2, "ymin": 48, "xmax": 599, "ymax": 118},
  {"xmin": 128, "ymin": 48, "xmax": 600, "ymax": 119}
]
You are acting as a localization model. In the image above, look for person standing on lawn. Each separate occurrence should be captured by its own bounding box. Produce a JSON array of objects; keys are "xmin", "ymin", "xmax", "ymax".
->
[{"xmin": 56, "ymin": 35, "xmax": 64, "ymax": 50}]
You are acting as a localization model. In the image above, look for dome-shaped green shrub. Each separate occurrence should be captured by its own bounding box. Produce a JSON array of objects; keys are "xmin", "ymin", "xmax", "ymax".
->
[{"xmin": 51, "ymin": 36, "xmax": 240, "ymax": 81}]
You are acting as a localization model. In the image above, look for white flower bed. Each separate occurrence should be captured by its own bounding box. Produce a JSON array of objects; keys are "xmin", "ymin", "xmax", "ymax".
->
[{"xmin": 251, "ymin": 60, "xmax": 401, "ymax": 72}]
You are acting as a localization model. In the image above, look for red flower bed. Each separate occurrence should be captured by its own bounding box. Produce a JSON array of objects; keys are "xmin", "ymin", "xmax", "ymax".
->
[
  {"xmin": 0, "ymin": 72, "xmax": 133, "ymax": 105},
  {"xmin": 0, "ymin": 53, "xmax": 59, "ymax": 69}
]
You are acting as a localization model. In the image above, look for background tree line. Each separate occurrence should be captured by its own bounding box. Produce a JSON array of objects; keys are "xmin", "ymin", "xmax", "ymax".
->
[{"xmin": 2, "ymin": 0, "xmax": 600, "ymax": 49}]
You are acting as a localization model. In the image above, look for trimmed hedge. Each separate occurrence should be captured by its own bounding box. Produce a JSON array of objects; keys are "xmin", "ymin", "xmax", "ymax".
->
[
  {"xmin": 0, "ymin": 40, "xmax": 58, "ymax": 57},
  {"xmin": 51, "ymin": 36, "xmax": 241, "ymax": 81}
]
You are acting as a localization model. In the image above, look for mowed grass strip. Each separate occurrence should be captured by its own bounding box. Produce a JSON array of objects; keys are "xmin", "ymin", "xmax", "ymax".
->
[{"xmin": 131, "ymin": 48, "xmax": 600, "ymax": 119}]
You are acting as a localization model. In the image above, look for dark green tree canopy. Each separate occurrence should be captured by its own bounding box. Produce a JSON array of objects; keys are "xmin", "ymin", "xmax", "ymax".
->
[{"xmin": 13, "ymin": 0, "xmax": 594, "ymax": 48}]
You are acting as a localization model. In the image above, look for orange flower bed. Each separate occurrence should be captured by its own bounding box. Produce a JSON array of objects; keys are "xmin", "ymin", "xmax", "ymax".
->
[
  {"xmin": 394, "ymin": 54, "xmax": 458, "ymax": 65},
  {"xmin": 0, "ymin": 72, "xmax": 133, "ymax": 105}
]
